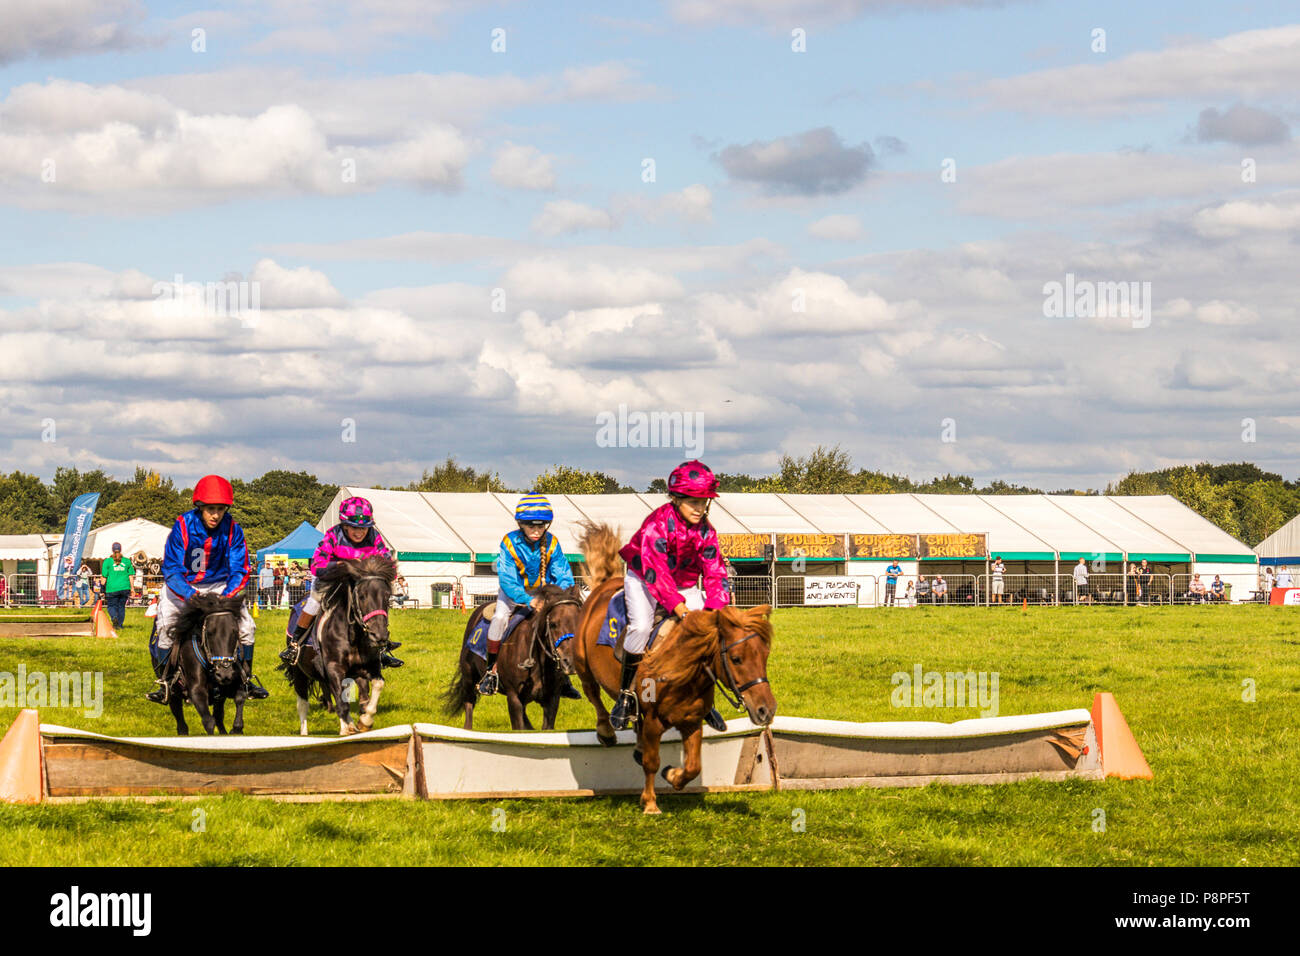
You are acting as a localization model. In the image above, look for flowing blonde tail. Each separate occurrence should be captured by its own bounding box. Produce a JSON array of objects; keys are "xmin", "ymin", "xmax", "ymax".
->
[{"xmin": 577, "ymin": 520, "xmax": 623, "ymax": 589}]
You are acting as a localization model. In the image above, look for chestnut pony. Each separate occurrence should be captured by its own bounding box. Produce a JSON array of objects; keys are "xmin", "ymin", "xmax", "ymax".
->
[{"xmin": 559, "ymin": 521, "xmax": 776, "ymax": 814}]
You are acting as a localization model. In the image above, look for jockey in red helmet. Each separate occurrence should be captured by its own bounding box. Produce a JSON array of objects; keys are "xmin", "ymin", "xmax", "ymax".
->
[
  {"xmin": 280, "ymin": 496, "xmax": 403, "ymax": 669},
  {"xmin": 609, "ymin": 460, "xmax": 732, "ymax": 732},
  {"xmin": 146, "ymin": 475, "xmax": 270, "ymax": 702}
]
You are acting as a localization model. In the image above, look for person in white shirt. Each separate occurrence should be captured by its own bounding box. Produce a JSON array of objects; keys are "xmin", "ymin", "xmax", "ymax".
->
[
  {"xmin": 932, "ymin": 575, "xmax": 948, "ymax": 604},
  {"xmin": 1072, "ymin": 557, "xmax": 1090, "ymax": 604},
  {"xmin": 1277, "ymin": 567, "xmax": 1293, "ymax": 588},
  {"xmin": 990, "ymin": 557, "xmax": 1006, "ymax": 604}
]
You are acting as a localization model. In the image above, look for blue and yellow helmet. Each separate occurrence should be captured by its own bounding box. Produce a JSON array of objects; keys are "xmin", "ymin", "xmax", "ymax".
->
[{"xmin": 515, "ymin": 493, "xmax": 553, "ymax": 523}]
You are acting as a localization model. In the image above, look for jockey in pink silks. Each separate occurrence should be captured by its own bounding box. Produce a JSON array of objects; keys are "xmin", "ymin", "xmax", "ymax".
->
[
  {"xmin": 279, "ymin": 496, "xmax": 403, "ymax": 668},
  {"xmin": 609, "ymin": 460, "xmax": 733, "ymax": 732}
]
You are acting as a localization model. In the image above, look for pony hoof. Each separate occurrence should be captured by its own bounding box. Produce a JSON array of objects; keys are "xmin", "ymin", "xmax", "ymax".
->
[
  {"xmin": 643, "ymin": 805, "xmax": 662, "ymax": 816},
  {"xmin": 596, "ymin": 732, "xmax": 616, "ymax": 748}
]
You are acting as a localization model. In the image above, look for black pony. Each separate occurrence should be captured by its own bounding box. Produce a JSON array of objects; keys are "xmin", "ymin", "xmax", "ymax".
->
[
  {"xmin": 278, "ymin": 555, "xmax": 395, "ymax": 735},
  {"xmin": 163, "ymin": 593, "xmax": 248, "ymax": 735},
  {"xmin": 442, "ymin": 583, "xmax": 583, "ymax": 730}
]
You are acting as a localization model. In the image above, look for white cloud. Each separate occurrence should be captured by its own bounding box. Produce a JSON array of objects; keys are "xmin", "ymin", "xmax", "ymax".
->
[
  {"xmin": 808, "ymin": 214, "xmax": 864, "ymax": 240},
  {"xmin": 248, "ymin": 260, "xmax": 346, "ymax": 309},
  {"xmin": 1194, "ymin": 300, "xmax": 1258, "ymax": 326},
  {"xmin": 1192, "ymin": 194, "xmax": 1300, "ymax": 238},
  {"xmin": 0, "ymin": 0, "xmax": 149, "ymax": 65},
  {"xmin": 502, "ymin": 259, "xmax": 685, "ymax": 307},
  {"xmin": 980, "ymin": 25, "xmax": 1300, "ymax": 114},
  {"xmin": 491, "ymin": 143, "xmax": 557, "ymax": 190},
  {"xmin": 531, "ymin": 200, "xmax": 615, "ymax": 236},
  {"xmin": 0, "ymin": 82, "xmax": 473, "ymax": 209}
]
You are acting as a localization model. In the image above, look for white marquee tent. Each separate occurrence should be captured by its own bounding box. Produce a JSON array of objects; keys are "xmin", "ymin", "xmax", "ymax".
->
[{"xmin": 319, "ymin": 489, "xmax": 1258, "ymax": 604}]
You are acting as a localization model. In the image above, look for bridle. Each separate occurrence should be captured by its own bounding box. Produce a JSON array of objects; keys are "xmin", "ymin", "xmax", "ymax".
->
[
  {"xmin": 344, "ymin": 574, "xmax": 390, "ymax": 648},
  {"xmin": 705, "ymin": 628, "xmax": 769, "ymax": 711},
  {"xmin": 524, "ymin": 596, "xmax": 582, "ymax": 668},
  {"xmin": 192, "ymin": 610, "xmax": 238, "ymax": 674}
]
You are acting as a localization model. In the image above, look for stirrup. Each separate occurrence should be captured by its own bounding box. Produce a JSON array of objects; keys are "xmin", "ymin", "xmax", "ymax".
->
[
  {"xmin": 146, "ymin": 677, "xmax": 170, "ymax": 704},
  {"xmin": 245, "ymin": 675, "xmax": 270, "ymax": 700},
  {"xmin": 381, "ymin": 652, "xmax": 404, "ymax": 669},
  {"xmin": 279, "ymin": 643, "xmax": 299, "ymax": 665},
  {"xmin": 609, "ymin": 689, "xmax": 638, "ymax": 731},
  {"xmin": 477, "ymin": 669, "xmax": 499, "ymax": 696}
]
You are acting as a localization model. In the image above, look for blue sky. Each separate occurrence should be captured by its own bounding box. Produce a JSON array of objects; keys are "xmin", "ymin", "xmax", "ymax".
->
[{"xmin": 1, "ymin": 0, "xmax": 1298, "ymax": 490}]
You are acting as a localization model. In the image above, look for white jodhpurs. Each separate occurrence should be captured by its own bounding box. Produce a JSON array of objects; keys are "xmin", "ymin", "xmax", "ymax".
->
[
  {"xmin": 487, "ymin": 588, "xmax": 524, "ymax": 645},
  {"xmin": 156, "ymin": 581, "xmax": 255, "ymax": 650},
  {"xmin": 623, "ymin": 571, "xmax": 704, "ymax": 655}
]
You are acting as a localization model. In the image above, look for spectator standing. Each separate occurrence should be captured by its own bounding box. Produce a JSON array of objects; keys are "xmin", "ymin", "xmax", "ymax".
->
[
  {"xmin": 991, "ymin": 556, "xmax": 1006, "ymax": 604},
  {"xmin": 258, "ymin": 561, "xmax": 273, "ymax": 608},
  {"xmin": 132, "ymin": 566, "xmax": 144, "ymax": 605},
  {"xmin": 1072, "ymin": 557, "xmax": 1090, "ymax": 604},
  {"xmin": 76, "ymin": 563, "xmax": 93, "ymax": 607},
  {"xmin": 901, "ymin": 580, "xmax": 915, "ymax": 607},
  {"xmin": 1278, "ymin": 567, "xmax": 1293, "ymax": 588},
  {"xmin": 101, "ymin": 542, "xmax": 134, "ymax": 629},
  {"xmin": 883, "ymin": 560, "xmax": 903, "ymax": 607},
  {"xmin": 1137, "ymin": 559, "xmax": 1153, "ymax": 604},
  {"xmin": 273, "ymin": 565, "xmax": 285, "ymax": 607}
]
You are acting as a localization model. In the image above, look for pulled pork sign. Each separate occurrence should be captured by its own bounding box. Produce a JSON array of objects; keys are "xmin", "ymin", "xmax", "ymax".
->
[
  {"xmin": 850, "ymin": 533, "xmax": 920, "ymax": 559},
  {"xmin": 717, "ymin": 533, "xmax": 769, "ymax": 559},
  {"xmin": 919, "ymin": 533, "xmax": 987, "ymax": 558},
  {"xmin": 776, "ymin": 533, "xmax": 844, "ymax": 559}
]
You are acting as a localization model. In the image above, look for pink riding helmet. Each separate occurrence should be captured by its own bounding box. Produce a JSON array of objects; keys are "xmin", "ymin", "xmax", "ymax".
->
[
  {"xmin": 339, "ymin": 496, "xmax": 375, "ymax": 528},
  {"xmin": 667, "ymin": 460, "xmax": 719, "ymax": 499}
]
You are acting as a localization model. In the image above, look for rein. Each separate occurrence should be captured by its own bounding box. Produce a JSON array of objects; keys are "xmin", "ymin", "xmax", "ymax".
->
[
  {"xmin": 705, "ymin": 630, "xmax": 768, "ymax": 711},
  {"xmin": 341, "ymin": 574, "xmax": 391, "ymax": 647},
  {"xmin": 525, "ymin": 596, "xmax": 582, "ymax": 667}
]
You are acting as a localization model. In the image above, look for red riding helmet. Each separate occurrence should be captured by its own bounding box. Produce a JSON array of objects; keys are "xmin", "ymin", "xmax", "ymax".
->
[
  {"xmin": 667, "ymin": 460, "xmax": 719, "ymax": 499},
  {"xmin": 192, "ymin": 475, "xmax": 234, "ymax": 506}
]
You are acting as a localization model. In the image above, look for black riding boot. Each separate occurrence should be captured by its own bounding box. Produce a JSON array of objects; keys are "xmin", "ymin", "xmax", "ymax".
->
[
  {"xmin": 477, "ymin": 650, "xmax": 500, "ymax": 695},
  {"xmin": 704, "ymin": 707, "xmax": 727, "ymax": 732},
  {"xmin": 380, "ymin": 638, "xmax": 404, "ymax": 668},
  {"xmin": 240, "ymin": 645, "xmax": 270, "ymax": 699},
  {"xmin": 608, "ymin": 653, "xmax": 642, "ymax": 731},
  {"xmin": 559, "ymin": 676, "xmax": 582, "ymax": 700},
  {"xmin": 279, "ymin": 622, "xmax": 309, "ymax": 665},
  {"xmin": 146, "ymin": 652, "xmax": 174, "ymax": 704}
]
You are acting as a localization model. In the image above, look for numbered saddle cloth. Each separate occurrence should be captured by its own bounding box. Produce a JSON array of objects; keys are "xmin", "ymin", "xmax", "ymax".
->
[
  {"xmin": 465, "ymin": 606, "xmax": 532, "ymax": 660},
  {"xmin": 596, "ymin": 590, "xmax": 670, "ymax": 653}
]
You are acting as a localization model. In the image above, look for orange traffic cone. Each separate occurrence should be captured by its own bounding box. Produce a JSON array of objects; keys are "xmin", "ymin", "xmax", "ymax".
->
[
  {"xmin": 91, "ymin": 600, "xmax": 115, "ymax": 638},
  {"xmin": 1091, "ymin": 692, "xmax": 1153, "ymax": 780},
  {"xmin": 1022, "ymin": 597, "xmax": 1027, "ymax": 609},
  {"xmin": 0, "ymin": 709, "xmax": 44, "ymax": 803}
]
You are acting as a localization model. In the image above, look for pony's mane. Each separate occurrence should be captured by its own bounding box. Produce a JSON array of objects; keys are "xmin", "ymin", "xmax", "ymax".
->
[
  {"xmin": 533, "ymin": 582, "xmax": 577, "ymax": 602},
  {"xmin": 175, "ymin": 592, "xmax": 245, "ymax": 640},
  {"xmin": 643, "ymin": 604, "xmax": 772, "ymax": 681},
  {"xmin": 317, "ymin": 555, "xmax": 396, "ymax": 604},
  {"xmin": 576, "ymin": 520, "xmax": 622, "ymax": 588}
]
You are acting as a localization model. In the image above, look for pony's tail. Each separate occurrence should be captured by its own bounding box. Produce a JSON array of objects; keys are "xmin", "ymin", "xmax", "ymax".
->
[
  {"xmin": 441, "ymin": 661, "xmax": 478, "ymax": 718},
  {"xmin": 577, "ymin": 520, "xmax": 622, "ymax": 589}
]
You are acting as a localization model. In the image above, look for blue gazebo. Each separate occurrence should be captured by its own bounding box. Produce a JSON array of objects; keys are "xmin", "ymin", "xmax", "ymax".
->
[{"xmin": 255, "ymin": 521, "xmax": 324, "ymax": 568}]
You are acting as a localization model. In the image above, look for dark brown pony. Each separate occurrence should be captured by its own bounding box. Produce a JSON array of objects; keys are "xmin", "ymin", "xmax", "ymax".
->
[
  {"xmin": 559, "ymin": 522, "xmax": 776, "ymax": 814},
  {"xmin": 164, "ymin": 593, "xmax": 248, "ymax": 736},
  {"xmin": 277, "ymin": 555, "xmax": 395, "ymax": 735},
  {"xmin": 442, "ymin": 583, "xmax": 584, "ymax": 730}
]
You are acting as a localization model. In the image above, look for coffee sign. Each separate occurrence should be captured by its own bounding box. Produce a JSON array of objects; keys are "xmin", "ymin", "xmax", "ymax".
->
[{"xmin": 717, "ymin": 533, "xmax": 769, "ymax": 559}]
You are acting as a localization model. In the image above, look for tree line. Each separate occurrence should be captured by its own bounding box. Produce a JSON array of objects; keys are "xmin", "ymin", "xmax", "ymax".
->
[{"xmin": 1, "ymin": 449, "xmax": 1295, "ymax": 551}]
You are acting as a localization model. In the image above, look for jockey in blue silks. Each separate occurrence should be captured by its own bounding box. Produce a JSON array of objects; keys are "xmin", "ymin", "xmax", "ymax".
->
[{"xmin": 476, "ymin": 493, "xmax": 581, "ymax": 700}]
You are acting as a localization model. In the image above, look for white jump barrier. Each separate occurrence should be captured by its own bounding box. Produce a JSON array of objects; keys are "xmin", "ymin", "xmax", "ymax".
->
[{"xmin": 30, "ymin": 707, "xmax": 1107, "ymax": 800}]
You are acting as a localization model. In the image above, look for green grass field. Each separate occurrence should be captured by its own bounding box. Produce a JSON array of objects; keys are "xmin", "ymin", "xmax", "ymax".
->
[{"xmin": 2, "ymin": 605, "xmax": 1298, "ymax": 865}]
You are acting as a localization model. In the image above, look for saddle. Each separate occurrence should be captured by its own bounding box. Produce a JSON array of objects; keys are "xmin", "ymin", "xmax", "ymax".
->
[
  {"xmin": 285, "ymin": 600, "xmax": 320, "ymax": 652},
  {"xmin": 598, "ymin": 589, "xmax": 675, "ymax": 661},
  {"xmin": 465, "ymin": 603, "xmax": 533, "ymax": 661}
]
